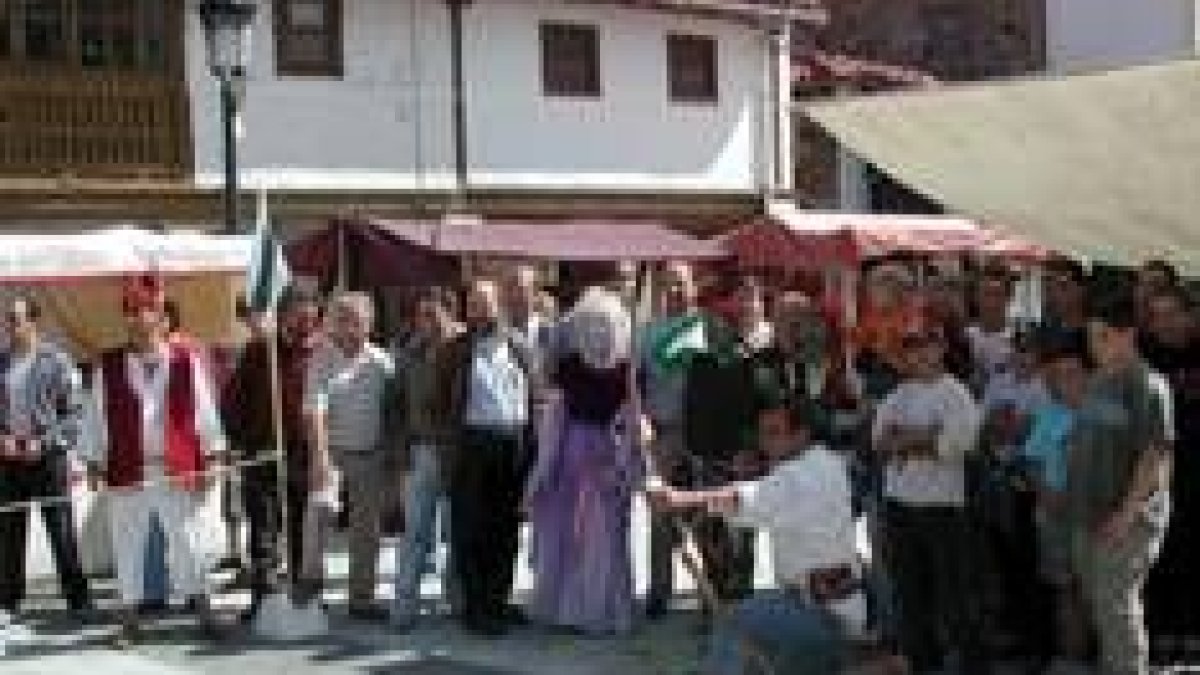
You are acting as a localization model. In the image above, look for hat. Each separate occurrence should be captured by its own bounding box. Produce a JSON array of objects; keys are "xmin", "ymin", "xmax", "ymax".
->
[{"xmin": 121, "ymin": 274, "xmax": 167, "ymax": 316}]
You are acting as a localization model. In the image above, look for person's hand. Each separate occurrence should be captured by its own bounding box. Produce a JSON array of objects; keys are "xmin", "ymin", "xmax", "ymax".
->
[
  {"xmin": 85, "ymin": 464, "xmax": 105, "ymax": 492},
  {"xmin": 645, "ymin": 484, "xmax": 678, "ymax": 511},
  {"xmin": 1040, "ymin": 490, "xmax": 1068, "ymax": 514},
  {"xmin": 705, "ymin": 491, "xmax": 740, "ymax": 516},
  {"xmin": 310, "ymin": 461, "xmax": 334, "ymax": 493},
  {"xmin": 639, "ymin": 415, "xmax": 655, "ymax": 447},
  {"xmin": 728, "ymin": 452, "xmax": 762, "ymax": 480},
  {"xmin": 0, "ymin": 435, "xmax": 18, "ymax": 461},
  {"xmin": 1095, "ymin": 506, "xmax": 1137, "ymax": 548}
]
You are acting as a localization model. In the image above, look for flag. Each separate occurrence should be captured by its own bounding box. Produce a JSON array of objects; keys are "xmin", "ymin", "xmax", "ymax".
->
[
  {"xmin": 649, "ymin": 313, "xmax": 708, "ymax": 372},
  {"xmin": 244, "ymin": 192, "xmax": 290, "ymax": 314}
]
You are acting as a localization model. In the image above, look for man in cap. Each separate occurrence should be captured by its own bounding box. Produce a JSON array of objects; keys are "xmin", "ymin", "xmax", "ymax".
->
[{"xmin": 84, "ymin": 275, "xmax": 228, "ymax": 645}]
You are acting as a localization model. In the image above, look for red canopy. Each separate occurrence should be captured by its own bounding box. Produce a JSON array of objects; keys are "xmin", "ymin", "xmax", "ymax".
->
[
  {"xmin": 395, "ymin": 215, "xmax": 726, "ymax": 261},
  {"xmin": 286, "ymin": 215, "xmax": 725, "ymax": 285},
  {"xmin": 727, "ymin": 212, "xmax": 1048, "ymax": 270}
]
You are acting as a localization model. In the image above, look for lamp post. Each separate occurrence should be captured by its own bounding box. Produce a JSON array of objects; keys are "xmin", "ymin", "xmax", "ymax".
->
[{"xmin": 199, "ymin": 0, "xmax": 256, "ymax": 235}]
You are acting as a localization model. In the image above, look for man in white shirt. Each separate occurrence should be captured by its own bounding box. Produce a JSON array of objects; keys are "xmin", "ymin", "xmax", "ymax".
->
[
  {"xmin": 436, "ymin": 279, "xmax": 534, "ymax": 637},
  {"xmin": 85, "ymin": 275, "xmax": 227, "ymax": 646},
  {"xmin": 306, "ymin": 292, "xmax": 397, "ymax": 622},
  {"xmin": 651, "ymin": 402, "xmax": 867, "ymax": 675},
  {"xmin": 871, "ymin": 326, "xmax": 983, "ymax": 673}
]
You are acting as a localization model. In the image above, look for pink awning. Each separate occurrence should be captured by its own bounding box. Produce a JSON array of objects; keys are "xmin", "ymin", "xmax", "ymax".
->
[
  {"xmin": 369, "ymin": 216, "xmax": 727, "ymax": 262},
  {"xmin": 728, "ymin": 212, "xmax": 1049, "ymax": 270}
]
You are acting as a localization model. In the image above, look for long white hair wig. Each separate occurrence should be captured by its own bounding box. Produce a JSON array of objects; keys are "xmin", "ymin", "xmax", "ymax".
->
[{"xmin": 563, "ymin": 286, "xmax": 632, "ymax": 371}]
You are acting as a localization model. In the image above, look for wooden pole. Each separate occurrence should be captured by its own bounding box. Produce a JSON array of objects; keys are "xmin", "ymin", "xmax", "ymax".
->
[{"xmin": 267, "ymin": 326, "xmax": 291, "ymax": 590}]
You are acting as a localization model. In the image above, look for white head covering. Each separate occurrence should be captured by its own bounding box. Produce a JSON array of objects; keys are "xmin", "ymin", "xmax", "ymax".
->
[{"xmin": 563, "ymin": 287, "xmax": 632, "ymax": 371}]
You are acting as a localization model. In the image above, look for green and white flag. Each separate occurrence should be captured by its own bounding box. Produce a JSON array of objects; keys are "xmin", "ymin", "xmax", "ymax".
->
[
  {"xmin": 649, "ymin": 314, "xmax": 708, "ymax": 372},
  {"xmin": 244, "ymin": 191, "xmax": 290, "ymax": 314}
]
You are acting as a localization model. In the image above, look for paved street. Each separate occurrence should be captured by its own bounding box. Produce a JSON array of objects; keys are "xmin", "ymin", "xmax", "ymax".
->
[
  {"xmin": 3, "ymin": 501, "xmax": 1191, "ymax": 675},
  {"xmin": 1, "ymin": 500, "xmax": 726, "ymax": 675}
]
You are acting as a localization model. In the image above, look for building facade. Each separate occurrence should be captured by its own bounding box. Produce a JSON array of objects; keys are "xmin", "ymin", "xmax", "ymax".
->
[
  {"xmin": 1046, "ymin": 0, "xmax": 1197, "ymax": 73},
  {"xmin": 0, "ymin": 0, "xmax": 816, "ymax": 231}
]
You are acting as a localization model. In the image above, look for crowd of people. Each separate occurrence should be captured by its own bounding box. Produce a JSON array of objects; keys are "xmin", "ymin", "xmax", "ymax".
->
[{"xmin": 0, "ymin": 253, "xmax": 1195, "ymax": 675}]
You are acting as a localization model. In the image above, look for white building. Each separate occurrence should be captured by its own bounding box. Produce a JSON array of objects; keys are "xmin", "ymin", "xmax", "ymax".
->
[
  {"xmin": 0, "ymin": 0, "xmax": 817, "ymax": 229},
  {"xmin": 1046, "ymin": 0, "xmax": 1198, "ymax": 73}
]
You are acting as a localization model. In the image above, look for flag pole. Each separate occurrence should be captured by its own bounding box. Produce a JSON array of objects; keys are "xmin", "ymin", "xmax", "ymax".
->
[{"xmin": 250, "ymin": 188, "xmax": 327, "ymax": 640}]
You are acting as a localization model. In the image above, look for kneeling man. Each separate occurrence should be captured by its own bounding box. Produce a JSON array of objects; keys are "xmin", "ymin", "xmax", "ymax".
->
[{"xmin": 651, "ymin": 401, "xmax": 868, "ymax": 675}]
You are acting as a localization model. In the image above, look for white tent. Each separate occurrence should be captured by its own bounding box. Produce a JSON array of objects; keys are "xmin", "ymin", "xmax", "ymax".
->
[
  {"xmin": 0, "ymin": 229, "xmax": 252, "ymax": 580},
  {"xmin": 806, "ymin": 59, "xmax": 1200, "ymax": 273}
]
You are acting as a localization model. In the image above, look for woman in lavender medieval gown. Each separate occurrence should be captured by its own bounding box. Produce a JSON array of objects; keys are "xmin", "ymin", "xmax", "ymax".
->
[{"xmin": 525, "ymin": 288, "xmax": 644, "ymax": 635}]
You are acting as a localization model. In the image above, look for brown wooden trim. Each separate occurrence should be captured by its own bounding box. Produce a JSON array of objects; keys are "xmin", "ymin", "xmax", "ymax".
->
[{"xmin": 0, "ymin": 185, "xmax": 761, "ymax": 224}]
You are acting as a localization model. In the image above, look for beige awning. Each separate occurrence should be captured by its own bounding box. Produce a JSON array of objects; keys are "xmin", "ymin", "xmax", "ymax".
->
[{"xmin": 805, "ymin": 59, "xmax": 1200, "ymax": 274}]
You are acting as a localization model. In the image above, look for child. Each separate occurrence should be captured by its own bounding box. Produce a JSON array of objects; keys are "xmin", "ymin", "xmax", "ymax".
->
[
  {"xmin": 1022, "ymin": 339, "xmax": 1091, "ymax": 667},
  {"xmin": 650, "ymin": 402, "xmax": 876, "ymax": 675}
]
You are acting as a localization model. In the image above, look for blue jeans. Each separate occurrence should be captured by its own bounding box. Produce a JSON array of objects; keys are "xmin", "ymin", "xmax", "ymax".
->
[
  {"xmin": 144, "ymin": 516, "xmax": 169, "ymax": 603},
  {"xmin": 393, "ymin": 444, "xmax": 455, "ymax": 619},
  {"xmin": 707, "ymin": 591, "xmax": 848, "ymax": 675}
]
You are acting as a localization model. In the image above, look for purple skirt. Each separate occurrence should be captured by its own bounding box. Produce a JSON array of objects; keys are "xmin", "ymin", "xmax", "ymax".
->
[{"xmin": 528, "ymin": 421, "xmax": 639, "ymax": 635}]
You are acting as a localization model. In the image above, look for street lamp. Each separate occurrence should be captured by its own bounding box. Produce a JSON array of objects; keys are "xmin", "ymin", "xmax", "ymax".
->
[{"xmin": 198, "ymin": 0, "xmax": 257, "ymax": 234}]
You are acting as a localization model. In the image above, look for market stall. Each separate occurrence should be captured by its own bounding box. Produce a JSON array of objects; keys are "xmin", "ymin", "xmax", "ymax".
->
[
  {"xmin": 287, "ymin": 215, "xmax": 726, "ymax": 285},
  {"xmin": 726, "ymin": 210, "xmax": 1046, "ymax": 271},
  {"xmin": 0, "ymin": 228, "xmax": 253, "ymax": 579}
]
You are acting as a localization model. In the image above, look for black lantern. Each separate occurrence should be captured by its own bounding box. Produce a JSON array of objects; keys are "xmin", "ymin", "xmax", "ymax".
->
[
  {"xmin": 198, "ymin": 0, "xmax": 257, "ymax": 234},
  {"xmin": 199, "ymin": 0, "xmax": 257, "ymax": 79}
]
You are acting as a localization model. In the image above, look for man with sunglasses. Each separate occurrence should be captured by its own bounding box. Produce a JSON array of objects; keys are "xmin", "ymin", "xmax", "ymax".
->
[
  {"xmin": 871, "ymin": 326, "xmax": 984, "ymax": 673},
  {"xmin": 0, "ymin": 297, "xmax": 92, "ymax": 624}
]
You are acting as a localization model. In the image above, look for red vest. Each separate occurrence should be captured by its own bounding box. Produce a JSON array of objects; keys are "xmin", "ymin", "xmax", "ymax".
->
[{"xmin": 101, "ymin": 345, "xmax": 205, "ymax": 490}]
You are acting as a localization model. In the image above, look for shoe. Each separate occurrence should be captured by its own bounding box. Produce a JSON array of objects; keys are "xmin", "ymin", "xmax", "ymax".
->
[
  {"xmin": 111, "ymin": 621, "xmax": 141, "ymax": 650},
  {"xmin": 463, "ymin": 614, "xmax": 507, "ymax": 638},
  {"xmin": 238, "ymin": 604, "xmax": 259, "ymax": 625},
  {"xmin": 137, "ymin": 599, "xmax": 169, "ymax": 617},
  {"xmin": 501, "ymin": 604, "xmax": 529, "ymax": 627},
  {"xmin": 348, "ymin": 604, "xmax": 391, "ymax": 623},
  {"xmin": 390, "ymin": 615, "xmax": 417, "ymax": 633},
  {"xmin": 645, "ymin": 596, "xmax": 669, "ymax": 621}
]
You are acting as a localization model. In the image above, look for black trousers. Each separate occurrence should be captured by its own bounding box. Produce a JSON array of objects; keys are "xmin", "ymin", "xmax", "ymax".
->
[
  {"xmin": 242, "ymin": 448, "xmax": 310, "ymax": 600},
  {"xmin": 885, "ymin": 501, "xmax": 983, "ymax": 672},
  {"xmin": 0, "ymin": 454, "xmax": 90, "ymax": 611},
  {"xmin": 982, "ymin": 488, "xmax": 1054, "ymax": 660},
  {"xmin": 450, "ymin": 428, "xmax": 528, "ymax": 623}
]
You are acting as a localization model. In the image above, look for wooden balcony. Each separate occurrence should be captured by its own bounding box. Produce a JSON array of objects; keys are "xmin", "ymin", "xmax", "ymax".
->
[{"xmin": 0, "ymin": 70, "xmax": 191, "ymax": 180}]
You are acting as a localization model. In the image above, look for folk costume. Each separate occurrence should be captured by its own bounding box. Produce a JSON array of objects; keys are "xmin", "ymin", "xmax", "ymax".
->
[{"xmin": 85, "ymin": 275, "xmax": 226, "ymax": 608}]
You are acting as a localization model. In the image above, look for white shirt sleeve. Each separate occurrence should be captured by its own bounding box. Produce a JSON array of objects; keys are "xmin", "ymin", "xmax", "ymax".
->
[
  {"xmin": 190, "ymin": 353, "xmax": 226, "ymax": 456},
  {"xmin": 936, "ymin": 379, "xmax": 982, "ymax": 459},
  {"xmin": 1149, "ymin": 372, "xmax": 1176, "ymax": 445},
  {"xmin": 870, "ymin": 393, "xmax": 897, "ymax": 450},
  {"xmin": 81, "ymin": 369, "xmax": 108, "ymax": 467},
  {"xmin": 730, "ymin": 474, "xmax": 788, "ymax": 529},
  {"xmin": 729, "ymin": 453, "xmax": 848, "ymax": 530}
]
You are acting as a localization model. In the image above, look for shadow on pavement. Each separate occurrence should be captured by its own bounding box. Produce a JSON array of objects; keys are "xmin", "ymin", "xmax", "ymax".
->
[{"xmin": 362, "ymin": 658, "xmax": 521, "ymax": 674}]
